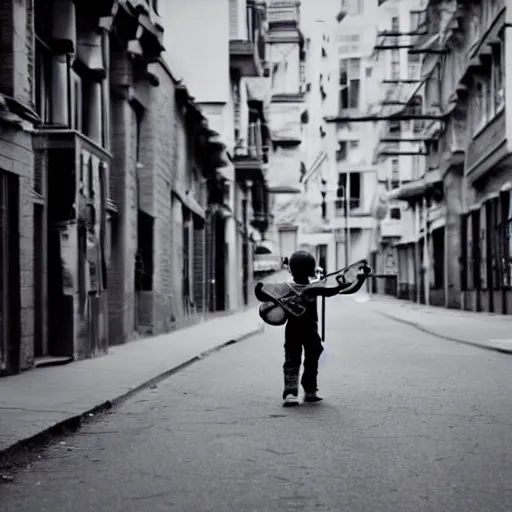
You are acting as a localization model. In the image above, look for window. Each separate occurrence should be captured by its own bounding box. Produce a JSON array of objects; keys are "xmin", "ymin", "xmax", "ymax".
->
[
  {"xmin": 339, "ymin": 58, "xmax": 360, "ymax": 110},
  {"xmin": 80, "ymin": 76, "xmax": 93, "ymax": 138},
  {"xmin": 391, "ymin": 159, "xmax": 400, "ymax": 189},
  {"xmin": 337, "ymin": 140, "xmax": 360, "ymax": 162},
  {"xmin": 71, "ymin": 73, "xmax": 82, "ymax": 131},
  {"xmin": 492, "ymin": 41, "xmax": 505, "ymax": 114},
  {"xmin": 335, "ymin": 173, "xmax": 347, "ymax": 217},
  {"xmin": 410, "ymin": 11, "xmax": 423, "ymax": 32},
  {"xmin": 34, "ymin": 4, "xmax": 53, "ymax": 124},
  {"xmin": 366, "ymin": 67, "xmax": 372, "ymax": 78},
  {"xmin": 391, "ymin": 16, "xmax": 399, "ymax": 32},
  {"xmin": 408, "ymin": 53, "xmax": 420, "ymax": 80},
  {"xmin": 391, "ymin": 49, "xmax": 400, "ymax": 80},
  {"xmin": 407, "ymin": 95, "xmax": 423, "ymax": 132},
  {"xmin": 349, "ymin": 172, "xmax": 361, "ymax": 209},
  {"xmin": 473, "ymin": 78, "xmax": 487, "ymax": 133},
  {"xmin": 390, "ymin": 207, "xmax": 401, "ymax": 219},
  {"xmin": 389, "ymin": 120, "xmax": 401, "ymax": 133},
  {"xmin": 336, "ymin": 141, "xmax": 347, "ymax": 161}
]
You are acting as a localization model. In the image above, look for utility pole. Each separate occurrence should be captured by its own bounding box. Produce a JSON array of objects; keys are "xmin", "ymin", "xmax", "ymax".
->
[{"xmin": 344, "ymin": 185, "xmax": 350, "ymax": 266}]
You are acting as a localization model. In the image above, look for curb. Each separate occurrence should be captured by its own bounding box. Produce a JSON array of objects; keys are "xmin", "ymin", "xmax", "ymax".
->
[
  {"xmin": 0, "ymin": 323, "xmax": 264, "ymax": 465},
  {"xmin": 375, "ymin": 309, "xmax": 512, "ymax": 355}
]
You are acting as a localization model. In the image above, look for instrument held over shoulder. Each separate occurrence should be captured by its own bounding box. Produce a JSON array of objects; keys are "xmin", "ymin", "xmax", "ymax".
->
[{"xmin": 255, "ymin": 259, "xmax": 372, "ymax": 327}]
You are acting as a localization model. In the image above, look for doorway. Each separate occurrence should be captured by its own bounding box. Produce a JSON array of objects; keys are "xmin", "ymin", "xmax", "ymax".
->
[{"xmin": 0, "ymin": 171, "xmax": 20, "ymax": 375}]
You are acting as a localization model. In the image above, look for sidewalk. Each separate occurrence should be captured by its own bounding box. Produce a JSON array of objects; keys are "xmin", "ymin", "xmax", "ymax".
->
[
  {"xmin": 366, "ymin": 293, "xmax": 512, "ymax": 354},
  {"xmin": 0, "ymin": 304, "xmax": 268, "ymax": 458}
]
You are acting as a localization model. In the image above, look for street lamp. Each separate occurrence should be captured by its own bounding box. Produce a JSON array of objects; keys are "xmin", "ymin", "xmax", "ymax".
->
[{"xmin": 334, "ymin": 184, "xmax": 350, "ymax": 267}]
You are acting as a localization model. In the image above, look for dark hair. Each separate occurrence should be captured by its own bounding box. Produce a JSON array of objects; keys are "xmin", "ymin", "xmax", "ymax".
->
[{"xmin": 289, "ymin": 250, "xmax": 316, "ymax": 279}]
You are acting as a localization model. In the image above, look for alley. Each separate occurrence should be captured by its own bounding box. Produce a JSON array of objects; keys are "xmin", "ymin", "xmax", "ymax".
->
[{"xmin": 2, "ymin": 297, "xmax": 512, "ymax": 512}]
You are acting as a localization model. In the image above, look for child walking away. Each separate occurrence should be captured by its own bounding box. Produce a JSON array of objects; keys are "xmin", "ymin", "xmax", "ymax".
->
[{"xmin": 255, "ymin": 250, "xmax": 371, "ymax": 407}]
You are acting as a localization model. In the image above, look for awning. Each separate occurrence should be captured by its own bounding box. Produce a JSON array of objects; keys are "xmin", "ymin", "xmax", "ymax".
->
[
  {"xmin": 387, "ymin": 169, "xmax": 442, "ymax": 201},
  {"xmin": 172, "ymin": 183, "xmax": 205, "ymax": 219}
]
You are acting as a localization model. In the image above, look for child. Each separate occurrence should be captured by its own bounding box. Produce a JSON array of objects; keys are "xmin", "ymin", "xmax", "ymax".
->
[{"xmin": 277, "ymin": 250, "xmax": 370, "ymax": 406}]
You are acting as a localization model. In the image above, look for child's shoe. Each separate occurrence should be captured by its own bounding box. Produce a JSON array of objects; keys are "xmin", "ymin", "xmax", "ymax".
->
[
  {"xmin": 304, "ymin": 391, "xmax": 323, "ymax": 403},
  {"xmin": 283, "ymin": 393, "xmax": 299, "ymax": 407}
]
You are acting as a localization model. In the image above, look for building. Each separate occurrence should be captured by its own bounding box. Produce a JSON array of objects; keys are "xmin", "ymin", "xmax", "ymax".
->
[
  {"xmin": 0, "ymin": 0, "xmax": 40, "ymax": 375},
  {"xmin": 364, "ymin": 0, "xmax": 428, "ymax": 297},
  {"xmin": 263, "ymin": 0, "xmax": 307, "ymax": 260},
  {"xmin": 0, "ymin": 0, "xmax": 234, "ymax": 376},
  {"xmin": 162, "ymin": 0, "xmax": 270, "ymax": 311},
  {"xmin": 264, "ymin": 0, "xmax": 344, "ymax": 270},
  {"xmin": 319, "ymin": 4, "xmax": 381, "ymax": 273},
  {"xmin": 370, "ymin": 0, "xmax": 512, "ymax": 315}
]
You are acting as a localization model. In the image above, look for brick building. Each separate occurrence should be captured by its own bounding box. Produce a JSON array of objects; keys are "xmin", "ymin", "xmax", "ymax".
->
[
  {"xmin": 0, "ymin": 0, "xmax": 40, "ymax": 375},
  {"xmin": 0, "ymin": 0, "xmax": 233, "ymax": 375}
]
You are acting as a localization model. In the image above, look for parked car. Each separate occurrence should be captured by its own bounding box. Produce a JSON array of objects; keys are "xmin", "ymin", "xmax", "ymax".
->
[{"xmin": 253, "ymin": 241, "xmax": 281, "ymax": 275}]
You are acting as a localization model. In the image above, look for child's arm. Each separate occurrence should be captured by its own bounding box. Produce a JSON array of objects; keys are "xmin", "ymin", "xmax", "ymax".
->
[{"xmin": 303, "ymin": 264, "xmax": 371, "ymax": 298}]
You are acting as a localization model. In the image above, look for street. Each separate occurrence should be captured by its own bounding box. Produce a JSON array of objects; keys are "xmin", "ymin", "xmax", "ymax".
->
[{"xmin": 2, "ymin": 296, "xmax": 512, "ymax": 512}]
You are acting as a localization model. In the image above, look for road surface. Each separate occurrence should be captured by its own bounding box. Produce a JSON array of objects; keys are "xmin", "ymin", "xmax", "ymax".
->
[{"xmin": 2, "ymin": 296, "xmax": 512, "ymax": 511}]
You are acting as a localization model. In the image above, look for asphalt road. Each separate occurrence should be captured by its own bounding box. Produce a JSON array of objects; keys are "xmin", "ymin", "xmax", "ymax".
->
[{"xmin": 2, "ymin": 296, "xmax": 512, "ymax": 512}]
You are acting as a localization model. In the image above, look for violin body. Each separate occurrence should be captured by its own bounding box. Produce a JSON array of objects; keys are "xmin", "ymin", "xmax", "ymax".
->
[{"xmin": 259, "ymin": 301, "xmax": 287, "ymax": 326}]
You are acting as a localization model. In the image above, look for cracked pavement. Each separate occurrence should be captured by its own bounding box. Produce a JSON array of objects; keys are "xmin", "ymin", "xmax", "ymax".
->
[{"xmin": 2, "ymin": 296, "xmax": 512, "ymax": 511}]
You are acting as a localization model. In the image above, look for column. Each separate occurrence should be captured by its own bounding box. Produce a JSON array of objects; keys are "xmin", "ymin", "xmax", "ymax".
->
[{"xmin": 444, "ymin": 166, "xmax": 463, "ymax": 308}]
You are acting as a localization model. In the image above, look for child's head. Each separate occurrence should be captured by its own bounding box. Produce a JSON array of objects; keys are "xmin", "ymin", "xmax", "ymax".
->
[{"xmin": 289, "ymin": 250, "xmax": 316, "ymax": 281}]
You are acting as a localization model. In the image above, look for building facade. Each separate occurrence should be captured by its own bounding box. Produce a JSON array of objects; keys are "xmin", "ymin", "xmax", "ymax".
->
[
  {"xmin": 372, "ymin": 0, "xmax": 512, "ymax": 315},
  {"xmin": 365, "ymin": 0, "xmax": 428, "ymax": 297},
  {"xmin": 264, "ymin": 0, "xmax": 307, "ymax": 260},
  {"xmin": 162, "ymin": 0, "xmax": 270, "ymax": 311},
  {"xmin": 0, "ymin": 0, "xmax": 239, "ymax": 376},
  {"xmin": 322, "ymin": 6, "xmax": 381, "ymax": 272}
]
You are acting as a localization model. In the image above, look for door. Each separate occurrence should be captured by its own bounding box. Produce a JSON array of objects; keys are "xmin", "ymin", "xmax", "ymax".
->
[
  {"xmin": 34, "ymin": 203, "xmax": 45, "ymax": 357},
  {"xmin": 0, "ymin": 172, "xmax": 20, "ymax": 375}
]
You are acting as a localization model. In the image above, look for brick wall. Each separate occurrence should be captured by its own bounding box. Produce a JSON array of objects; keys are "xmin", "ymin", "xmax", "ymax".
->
[{"xmin": 0, "ymin": 128, "xmax": 35, "ymax": 371}]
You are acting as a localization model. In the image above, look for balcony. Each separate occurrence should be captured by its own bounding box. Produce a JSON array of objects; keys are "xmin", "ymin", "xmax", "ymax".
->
[
  {"xmin": 267, "ymin": 101, "xmax": 303, "ymax": 146},
  {"xmin": 267, "ymin": 0, "xmax": 300, "ymax": 29},
  {"xmin": 229, "ymin": 3, "xmax": 265, "ymax": 77},
  {"xmin": 234, "ymin": 122, "xmax": 266, "ymax": 182},
  {"xmin": 33, "ymin": 128, "xmax": 117, "ymax": 220},
  {"xmin": 381, "ymin": 219, "xmax": 403, "ymax": 239},
  {"xmin": 465, "ymin": 109, "xmax": 508, "ymax": 184}
]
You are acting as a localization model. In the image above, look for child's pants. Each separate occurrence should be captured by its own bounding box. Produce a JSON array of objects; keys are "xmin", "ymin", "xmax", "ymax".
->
[{"xmin": 283, "ymin": 326, "xmax": 323, "ymax": 397}]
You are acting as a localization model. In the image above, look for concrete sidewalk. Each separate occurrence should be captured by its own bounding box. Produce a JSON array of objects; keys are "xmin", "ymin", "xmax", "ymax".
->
[
  {"xmin": 0, "ymin": 306, "xmax": 265, "ymax": 457},
  {"xmin": 366, "ymin": 294, "xmax": 512, "ymax": 354}
]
